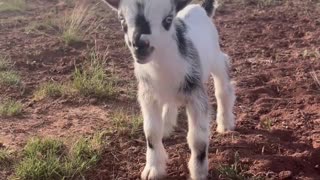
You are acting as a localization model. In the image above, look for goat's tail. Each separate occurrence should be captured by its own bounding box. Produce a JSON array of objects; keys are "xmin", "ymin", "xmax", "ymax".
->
[{"xmin": 201, "ymin": 0, "xmax": 217, "ymax": 17}]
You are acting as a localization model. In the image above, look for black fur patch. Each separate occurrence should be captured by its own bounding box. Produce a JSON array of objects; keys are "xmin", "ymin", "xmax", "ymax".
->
[
  {"xmin": 133, "ymin": 2, "xmax": 151, "ymax": 46},
  {"xmin": 181, "ymin": 72, "xmax": 201, "ymax": 94},
  {"xmin": 202, "ymin": 0, "xmax": 214, "ymax": 17},
  {"xmin": 197, "ymin": 144, "xmax": 207, "ymax": 163},
  {"xmin": 175, "ymin": 19, "xmax": 201, "ymax": 94},
  {"xmin": 175, "ymin": 0, "xmax": 191, "ymax": 12},
  {"xmin": 147, "ymin": 138, "xmax": 153, "ymax": 149},
  {"xmin": 175, "ymin": 19, "xmax": 188, "ymax": 57}
]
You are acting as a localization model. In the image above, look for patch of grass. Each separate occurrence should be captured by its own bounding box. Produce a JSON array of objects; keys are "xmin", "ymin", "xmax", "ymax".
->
[
  {"xmin": 25, "ymin": 19, "xmax": 57, "ymax": 34},
  {"xmin": 0, "ymin": 0, "xmax": 26, "ymax": 12},
  {"xmin": 63, "ymin": 137, "xmax": 102, "ymax": 178},
  {"xmin": 59, "ymin": 2, "xmax": 94, "ymax": 45},
  {"xmin": 0, "ymin": 71, "xmax": 21, "ymax": 86},
  {"xmin": 217, "ymin": 152, "xmax": 249, "ymax": 180},
  {"xmin": 0, "ymin": 55, "xmax": 11, "ymax": 71},
  {"xmin": 110, "ymin": 109, "xmax": 143, "ymax": 137},
  {"xmin": 303, "ymin": 49, "xmax": 320, "ymax": 58},
  {"xmin": 72, "ymin": 51, "xmax": 117, "ymax": 98},
  {"xmin": 0, "ymin": 99, "xmax": 23, "ymax": 117},
  {"xmin": 15, "ymin": 134, "xmax": 105, "ymax": 180},
  {"xmin": 260, "ymin": 118, "xmax": 273, "ymax": 130},
  {"xmin": 0, "ymin": 148, "xmax": 12, "ymax": 168},
  {"xmin": 15, "ymin": 138, "xmax": 65, "ymax": 180},
  {"xmin": 33, "ymin": 82, "xmax": 67, "ymax": 101}
]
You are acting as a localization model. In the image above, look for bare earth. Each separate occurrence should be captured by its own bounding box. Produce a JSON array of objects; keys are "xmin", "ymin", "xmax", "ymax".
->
[{"xmin": 0, "ymin": 0, "xmax": 319, "ymax": 179}]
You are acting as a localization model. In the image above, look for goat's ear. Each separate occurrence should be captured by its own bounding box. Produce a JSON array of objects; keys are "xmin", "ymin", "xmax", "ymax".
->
[
  {"xmin": 175, "ymin": 0, "xmax": 191, "ymax": 12},
  {"xmin": 102, "ymin": 0, "xmax": 121, "ymax": 10}
]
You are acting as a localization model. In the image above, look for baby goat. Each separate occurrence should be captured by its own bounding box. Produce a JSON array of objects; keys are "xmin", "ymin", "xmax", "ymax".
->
[{"xmin": 102, "ymin": 0, "xmax": 236, "ymax": 179}]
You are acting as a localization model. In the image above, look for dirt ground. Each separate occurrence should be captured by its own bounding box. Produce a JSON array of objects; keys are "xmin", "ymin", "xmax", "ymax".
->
[{"xmin": 0, "ymin": 0, "xmax": 320, "ymax": 179}]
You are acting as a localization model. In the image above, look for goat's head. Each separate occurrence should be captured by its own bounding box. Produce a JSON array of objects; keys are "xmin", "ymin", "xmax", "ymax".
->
[{"xmin": 103, "ymin": 0, "xmax": 191, "ymax": 64}]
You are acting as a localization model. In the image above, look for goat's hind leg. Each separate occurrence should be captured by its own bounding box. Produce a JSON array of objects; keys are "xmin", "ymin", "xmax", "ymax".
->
[
  {"xmin": 211, "ymin": 53, "xmax": 236, "ymax": 133},
  {"xmin": 139, "ymin": 87, "xmax": 167, "ymax": 180},
  {"xmin": 162, "ymin": 104, "xmax": 178, "ymax": 138}
]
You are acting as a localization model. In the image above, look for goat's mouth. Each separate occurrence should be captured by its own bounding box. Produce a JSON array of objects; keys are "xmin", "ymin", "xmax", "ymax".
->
[{"xmin": 134, "ymin": 47, "xmax": 154, "ymax": 64}]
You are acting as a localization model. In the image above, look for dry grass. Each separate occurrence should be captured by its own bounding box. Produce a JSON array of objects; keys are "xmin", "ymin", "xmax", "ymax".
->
[
  {"xmin": 310, "ymin": 71, "xmax": 320, "ymax": 89},
  {"xmin": 59, "ymin": 2, "xmax": 97, "ymax": 45},
  {"xmin": 33, "ymin": 82, "xmax": 69, "ymax": 101}
]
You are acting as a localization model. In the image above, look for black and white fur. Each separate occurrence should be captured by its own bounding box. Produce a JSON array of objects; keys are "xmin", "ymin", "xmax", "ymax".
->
[{"xmin": 102, "ymin": 0, "xmax": 235, "ymax": 179}]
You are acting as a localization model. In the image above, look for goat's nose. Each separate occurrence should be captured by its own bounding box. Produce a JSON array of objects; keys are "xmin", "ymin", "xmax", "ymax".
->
[{"xmin": 133, "ymin": 35, "xmax": 150, "ymax": 50}]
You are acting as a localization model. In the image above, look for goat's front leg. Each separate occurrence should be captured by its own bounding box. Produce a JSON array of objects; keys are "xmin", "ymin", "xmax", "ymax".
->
[
  {"xmin": 186, "ymin": 89, "xmax": 210, "ymax": 180},
  {"xmin": 139, "ymin": 87, "xmax": 167, "ymax": 180}
]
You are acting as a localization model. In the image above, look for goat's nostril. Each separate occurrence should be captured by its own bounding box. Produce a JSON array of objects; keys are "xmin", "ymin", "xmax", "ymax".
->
[
  {"xmin": 133, "ymin": 39, "xmax": 150, "ymax": 50},
  {"xmin": 140, "ymin": 39, "xmax": 150, "ymax": 48}
]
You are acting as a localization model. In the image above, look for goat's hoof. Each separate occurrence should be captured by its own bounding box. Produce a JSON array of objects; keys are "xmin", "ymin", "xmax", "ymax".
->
[
  {"xmin": 141, "ymin": 165, "xmax": 166, "ymax": 180},
  {"xmin": 216, "ymin": 123, "xmax": 235, "ymax": 134}
]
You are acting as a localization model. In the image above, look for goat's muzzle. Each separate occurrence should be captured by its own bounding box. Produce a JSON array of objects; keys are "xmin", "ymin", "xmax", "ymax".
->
[{"xmin": 132, "ymin": 34, "xmax": 154, "ymax": 64}]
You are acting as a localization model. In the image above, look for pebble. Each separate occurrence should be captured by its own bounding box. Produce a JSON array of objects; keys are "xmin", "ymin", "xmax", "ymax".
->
[{"xmin": 279, "ymin": 171, "xmax": 293, "ymax": 180}]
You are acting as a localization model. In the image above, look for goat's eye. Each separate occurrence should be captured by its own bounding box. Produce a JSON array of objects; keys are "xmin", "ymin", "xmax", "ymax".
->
[
  {"xmin": 162, "ymin": 15, "xmax": 173, "ymax": 31},
  {"xmin": 119, "ymin": 15, "xmax": 128, "ymax": 33}
]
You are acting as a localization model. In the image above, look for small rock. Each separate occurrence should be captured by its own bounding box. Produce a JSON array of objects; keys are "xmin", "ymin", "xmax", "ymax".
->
[
  {"xmin": 314, "ymin": 119, "xmax": 320, "ymax": 125},
  {"xmin": 279, "ymin": 171, "xmax": 292, "ymax": 180},
  {"xmin": 89, "ymin": 98, "xmax": 98, "ymax": 104}
]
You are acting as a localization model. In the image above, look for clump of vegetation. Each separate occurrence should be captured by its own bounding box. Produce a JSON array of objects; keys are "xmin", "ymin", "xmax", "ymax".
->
[
  {"xmin": 0, "ymin": 99, "xmax": 23, "ymax": 117},
  {"xmin": 0, "ymin": 148, "xmax": 12, "ymax": 168},
  {"xmin": 59, "ymin": 2, "xmax": 95, "ymax": 45},
  {"xmin": 72, "ymin": 51, "xmax": 117, "ymax": 98},
  {"xmin": 217, "ymin": 152, "xmax": 252, "ymax": 180},
  {"xmin": 110, "ymin": 109, "xmax": 143, "ymax": 137},
  {"xmin": 15, "ymin": 134, "xmax": 105, "ymax": 180},
  {"xmin": 260, "ymin": 118, "xmax": 273, "ymax": 130},
  {"xmin": 0, "ymin": 55, "xmax": 10, "ymax": 71},
  {"xmin": 25, "ymin": 19, "xmax": 57, "ymax": 35},
  {"xmin": 303, "ymin": 49, "xmax": 320, "ymax": 59},
  {"xmin": 0, "ymin": 55, "xmax": 21, "ymax": 86},
  {"xmin": 0, "ymin": 71, "xmax": 21, "ymax": 86},
  {"xmin": 311, "ymin": 71, "xmax": 320, "ymax": 90},
  {"xmin": 33, "ymin": 82, "xmax": 68, "ymax": 101},
  {"xmin": 0, "ymin": 0, "xmax": 26, "ymax": 12}
]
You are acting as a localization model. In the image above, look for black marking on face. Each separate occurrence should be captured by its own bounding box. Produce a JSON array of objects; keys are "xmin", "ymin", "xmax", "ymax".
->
[
  {"xmin": 197, "ymin": 144, "xmax": 207, "ymax": 163},
  {"xmin": 133, "ymin": 2, "xmax": 151, "ymax": 48},
  {"xmin": 175, "ymin": 19, "xmax": 202, "ymax": 94},
  {"xmin": 147, "ymin": 138, "xmax": 153, "ymax": 149}
]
